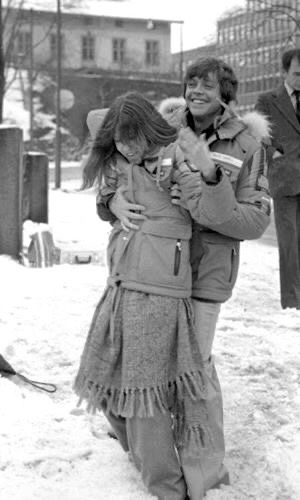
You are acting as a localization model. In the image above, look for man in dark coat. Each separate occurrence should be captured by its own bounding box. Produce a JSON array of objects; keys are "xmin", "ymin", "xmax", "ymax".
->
[{"xmin": 256, "ymin": 48, "xmax": 300, "ymax": 309}]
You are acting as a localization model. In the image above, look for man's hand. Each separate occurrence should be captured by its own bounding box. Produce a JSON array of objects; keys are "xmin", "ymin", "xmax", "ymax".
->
[
  {"xmin": 178, "ymin": 128, "xmax": 217, "ymax": 182},
  {"xmin": 170, "ymin": 183, "xmax": 182, "ymax": 206},
  {"xmin": 109, "ymin": 186, "xmax": 146, "ymax": 231}
]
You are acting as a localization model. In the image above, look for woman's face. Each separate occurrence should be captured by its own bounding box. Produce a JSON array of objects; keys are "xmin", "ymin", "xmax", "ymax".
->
[{"xmin": 115, "ymin": 135, "xmax": 148, "ymax": 165}]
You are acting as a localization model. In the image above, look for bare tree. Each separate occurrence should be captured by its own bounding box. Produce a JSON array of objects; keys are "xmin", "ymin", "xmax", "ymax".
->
[
  {"xmin": 247, "ymin": 1, "xmax": 300, "ymax": 47},
  {"xmin": 0, "ymin": 0, "xmax": 4, "ymax": 121},
  {"xmin": 0, "ymin": 0, "xmax": 28, "ymax": 122},
  {"xmin": 0, "ymin": 0, "xmax": 59, "ymax": 122}
]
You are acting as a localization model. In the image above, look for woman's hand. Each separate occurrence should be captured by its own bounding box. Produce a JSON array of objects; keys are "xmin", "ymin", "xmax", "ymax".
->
[
  {"xmin": 109, "ymin": 186, "xmax": 146, "ymax": 231},
  {"xmin": 178, "ymin": 128, "xmax": 217, "ymax": 182}
]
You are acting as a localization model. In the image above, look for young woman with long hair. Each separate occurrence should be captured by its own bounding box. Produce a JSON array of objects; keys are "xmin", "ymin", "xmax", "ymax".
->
[{"xmin": 74, "ymin": 91, "xmax": 210, "ymax": 500}]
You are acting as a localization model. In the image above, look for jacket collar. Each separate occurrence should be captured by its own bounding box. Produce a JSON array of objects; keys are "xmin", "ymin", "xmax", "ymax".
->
[
  {"xmin": 141, "ymin": 156, "xmax": 159, "ymax": 174},
  {"xmin": 184, "ymin": 108, "xmax": 247, "ymax": 145},
  {"xmin": 116, "ymin": 151, "xmax": 159, "ymax": 174},
  {"xmin": 273, "ymin": 84, "xmax": 300, "ymax": 132},
  {"xmin": 211, "ymin": 109, "xmax": 247, "ymax": 141}
]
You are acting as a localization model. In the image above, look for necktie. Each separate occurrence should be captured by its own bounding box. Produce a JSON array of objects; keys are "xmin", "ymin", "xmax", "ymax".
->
[{"xmin": 293, "ymin": 90, "xmax": 300, "ymax": 124}]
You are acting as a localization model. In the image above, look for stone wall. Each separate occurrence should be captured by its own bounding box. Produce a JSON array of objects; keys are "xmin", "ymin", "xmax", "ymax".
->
[{"xmin": 42, "ymin": 72, "xmax": 183, "ymax": 144}]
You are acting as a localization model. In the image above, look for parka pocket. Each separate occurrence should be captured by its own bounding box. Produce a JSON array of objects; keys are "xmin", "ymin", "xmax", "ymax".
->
[
  {"xmin": 191, "ymin": 232, "xmax": 240, "ymax": 296},
  {"xmin": 138, "ymin": 221, "xmax": 191, "ymax": 288}
]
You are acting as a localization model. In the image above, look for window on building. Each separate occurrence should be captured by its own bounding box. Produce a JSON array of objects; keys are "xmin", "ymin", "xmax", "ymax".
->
[
  {"xmin": 240, "ymin": 24, "xmax": 246, "ymax": 40},
  {"xmin": 50, "ymin": 33, "xmax": 64, "ymax": 60},
  {"xmin": 239, "ymin": 54, "xmax": 246, "ymax": 67},
  {"xmin": 245, "ymin": 80, "xmax": 256, "ymax": 93},
  {"xmin": 84, "ymin": 17, "xmax": 93, "ymax": 26},
  {"xmin": 145, "ymin": 40, "xmax": 159, "ymax": 66},
  {"xmin": 229, "ymin": 26, "xmax": 235, "ymax": 41},
  {"xmin": 257, "ymin": 23, "xmax": 263, "ymax": 38},
  {"xmin": 112, "ymin": 38, "xmax": 126, "ymax": 63},
  {"xmin": 257, "ymin": 49, "xmax": 263, "ymax": 64},
  {"xmin": 15, "ymin": 31, "xmax": 30, "ymax": 58},
  {"xmin": 115, "ymin": 19, "xmax": 124, "ymax": 28},
  {"xmin": 257, "ymin": 79, "xmax": 263, "ymax": 91},
  {"xmin": 82, "ymin": 34, "xmax": 95, "ymax": 61},
  {"xmin": 235, "ymin": 25, "xmax": 240, "ymax": 41}
]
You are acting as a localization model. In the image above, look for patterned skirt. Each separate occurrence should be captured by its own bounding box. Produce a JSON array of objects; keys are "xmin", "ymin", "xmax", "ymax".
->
[{"xmin": 74, "ymin": 285, "xmax": 212, "ymax": 456}]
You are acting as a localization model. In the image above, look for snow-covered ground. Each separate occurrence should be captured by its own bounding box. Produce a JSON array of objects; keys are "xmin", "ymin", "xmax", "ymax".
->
[{"xmin": 1, "ymin": 181, "xmax": 299, "ymax": 500}]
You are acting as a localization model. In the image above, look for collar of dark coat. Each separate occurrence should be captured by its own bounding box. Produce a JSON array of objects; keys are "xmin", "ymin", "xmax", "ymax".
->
[
  {"xmin": 265, "ymin": 84, "xmax": 296, "ymax": 108},
  {"xmin": 268, "ymin": 84, "xmax": 300, "ymax": 133},
  {"xmin": 275, "ymin": 84, "xmax": 289, "ymax": 99}
]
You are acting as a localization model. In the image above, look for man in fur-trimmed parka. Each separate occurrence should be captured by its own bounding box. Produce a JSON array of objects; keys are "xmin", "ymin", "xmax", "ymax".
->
[{"xmin": 93, "ymin": 58, "xmax": 271, "ymax": 499}]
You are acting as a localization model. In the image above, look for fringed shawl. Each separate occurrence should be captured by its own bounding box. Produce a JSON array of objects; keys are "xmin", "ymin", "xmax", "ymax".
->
[{"xmin": 74, "ymin": 286, "xmax": 214, "ymax": 457}]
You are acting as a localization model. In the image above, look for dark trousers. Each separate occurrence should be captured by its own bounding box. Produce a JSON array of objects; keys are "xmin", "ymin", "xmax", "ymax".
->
[{"xmin": 273, "ymin": 194, "xmax": 300, "ymax": 309}]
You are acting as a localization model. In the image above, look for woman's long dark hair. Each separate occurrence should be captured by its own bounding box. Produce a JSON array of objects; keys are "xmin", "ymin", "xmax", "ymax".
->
[{"xmin": 82, "ymin": 91, "xmax": 178, "ymax": 188}]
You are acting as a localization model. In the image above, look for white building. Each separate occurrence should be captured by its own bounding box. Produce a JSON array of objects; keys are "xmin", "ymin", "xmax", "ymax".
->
[{"xmin": 5, "ymin": 0, "xmax": 183, "ymax": 76}]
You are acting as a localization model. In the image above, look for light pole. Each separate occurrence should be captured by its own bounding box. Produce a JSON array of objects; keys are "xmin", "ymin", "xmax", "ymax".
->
[
  {"xmin": 295, "ymin": 0, "xmax": 300, "ymax": 48},
  {"xmin": 55, "ymin": 0, "xmax": 62, "ymax": 189},
  {"xmin": 29, "ymin": 9, "xmax": 34, "ymax": 150},
  {"xmin": 0, "ymin": 0, "xmax": 4, "ymax": 123},
  {"xmin": 179, "ymin": 22, "xmax": 184, "ymax": 85}
]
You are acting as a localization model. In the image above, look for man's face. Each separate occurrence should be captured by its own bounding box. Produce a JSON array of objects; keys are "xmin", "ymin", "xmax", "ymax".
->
[
  {"xmin": 285, "ymin": 57, "xmax": 300, "ymax": 91},
  {"xmin": 185, "ymin": 72, "xmax": 222, "ymax": 119}
]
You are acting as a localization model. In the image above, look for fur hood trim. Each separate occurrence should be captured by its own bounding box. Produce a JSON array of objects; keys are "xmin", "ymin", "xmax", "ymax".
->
[
  {"xmin": 158, "ymin": 96, "xmax": 186, "ymax": 116},
  {"xmin": 87, "ymin": 108, "xmax": 109, "ymax": 139},
  {"xmin": 239, "ymin": 110, "xmax": 271, "ymax": 142},
  {"xmin": 158, "ymin": 97, "xmax": 186, "ymax": 131},
  {"xmin": 159, "ymin": 97, "xmax": 271, "ymax": 143}
]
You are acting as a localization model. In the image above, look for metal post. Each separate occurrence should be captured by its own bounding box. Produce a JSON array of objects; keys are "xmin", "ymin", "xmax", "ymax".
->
[
  {"xmin": 22, "ymin": 152, "xmax": 49, "ymax": 223},
  {"xmin": 29, "ymin": 9, "xmax": 34, "ymax": 149},
  {"xmin": 179, "ymin": 22, "xmax": 183, "ymax": 85},
  {"xmin": 55, "ymin": 0, "xmax": 62, "ymax": 189},
  {"xmin": 295, "ymin": 0, "xmax": 300, "ymax": 48},
  {"xmin": 0, "ymin": 126, "xmax": 23, "ymax": 258},
  {"xmin": 0, "ymin": 0, "xmax": 4, "ymax": 123}
]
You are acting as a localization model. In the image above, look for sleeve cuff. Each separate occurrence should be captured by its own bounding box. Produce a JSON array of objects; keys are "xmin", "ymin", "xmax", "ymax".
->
[{"xmin": 202, "ymin": 166, "xmax": 223, "ymax": 185}]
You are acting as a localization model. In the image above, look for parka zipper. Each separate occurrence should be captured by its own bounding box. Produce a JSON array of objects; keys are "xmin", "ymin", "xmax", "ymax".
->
[
  {"xmin": 174, "ymin": 239, "xmax": 182, "ymax": 276},
  {"xmin": 229, "ymin": 247, "xmax": 237, "ymax": 282}
]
